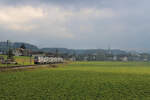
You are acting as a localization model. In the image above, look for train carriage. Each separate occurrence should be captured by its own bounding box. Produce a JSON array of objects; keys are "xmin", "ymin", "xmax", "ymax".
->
[{"xmin": 34, "ymin": 56, "xmax": 64, "ymax": 64}]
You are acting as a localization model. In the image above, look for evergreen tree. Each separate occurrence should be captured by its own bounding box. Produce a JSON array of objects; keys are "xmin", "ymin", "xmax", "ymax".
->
[
  {"xmin": 7, "ymin": 49, "xmax": 14, "ymax": 61},
  {"xmin": 20, "ymin": 44, "xmax": 26, "ymax": 49}
]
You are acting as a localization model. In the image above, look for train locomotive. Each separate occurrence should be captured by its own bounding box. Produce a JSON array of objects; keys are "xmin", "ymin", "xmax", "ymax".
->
[{"xmin": 34, "ymin": 56, "xmax": 64, "ymax": 64}]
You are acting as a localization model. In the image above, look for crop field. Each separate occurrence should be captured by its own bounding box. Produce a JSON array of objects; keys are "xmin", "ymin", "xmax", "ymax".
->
[
  {"xmin": 0, "ymin": 61, "xmax": 150, "ymax": 100},
  {"xmin": 0, "ymin": 55, "xmax": 34, "ymax": 67},
  {"xmin": 15, "ymin": 56, "xmax": 34, "ymax": 65}
]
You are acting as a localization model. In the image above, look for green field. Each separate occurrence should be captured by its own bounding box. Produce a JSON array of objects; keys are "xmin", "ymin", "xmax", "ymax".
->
[
  {"xmin": 15, "ymin": 56, "xmax": 34, "ymax": 65},
  {"xmin": 0, "ymin": 62, "xmax": 150, "ymax": 100},
  {"xmin": 0, "ymin": 55, "xmax": 34, "ymax": 67}
]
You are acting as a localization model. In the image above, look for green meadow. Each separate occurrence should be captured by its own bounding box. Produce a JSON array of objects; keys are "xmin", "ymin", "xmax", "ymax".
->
[
  {"xmin": 0, "ymin": 61, "xmax": 150, "ymax": 100},
  {"xmin": 0, "ymin": 55, "xmax": 34, "ymax": 67}
]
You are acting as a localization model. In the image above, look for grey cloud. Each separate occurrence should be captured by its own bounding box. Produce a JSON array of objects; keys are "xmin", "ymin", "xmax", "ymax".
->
[{"xmin": 0, "ymin": 0, "xmax": 150, "ymax": 50}]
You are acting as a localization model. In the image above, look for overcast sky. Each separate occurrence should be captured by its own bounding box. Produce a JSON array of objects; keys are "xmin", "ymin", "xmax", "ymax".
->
[{"xmin": 0, "ymin": 0, "xmax": 150, "ymax": 51}]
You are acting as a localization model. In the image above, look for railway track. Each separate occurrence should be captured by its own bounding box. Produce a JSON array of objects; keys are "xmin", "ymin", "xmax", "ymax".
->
[
  {"xmin": 0, "ymin": 62, "xmax": 67, "ymax": 71},
  {"xmin": 0, "ymin": 64, "xmax": 51, "ymax": 71}
]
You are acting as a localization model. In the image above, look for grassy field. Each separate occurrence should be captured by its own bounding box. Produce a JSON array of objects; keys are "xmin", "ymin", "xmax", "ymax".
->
[
  {"xmin": 0, "ymin": 55, "xmax": 34, "ymax": 67},
  {"xmin": 15, "ymin": 56, "xmax": 34, "ymax": 65},
  {"xmin": 0, "ymin": 61, "xmax": 150, "ymax": 100}
]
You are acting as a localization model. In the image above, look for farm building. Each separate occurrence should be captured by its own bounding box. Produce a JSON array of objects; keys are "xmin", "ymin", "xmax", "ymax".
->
[
  {"xmin": 121, "ymin": 56, "xmax": 128, "ymax": 62},
  {"xmin": 70, "ymin": 57, "xmax": 76, "ymax": 61},
  {"xmin": 13, "ymin": 48, "xmax": 31, "ymax": 56}
]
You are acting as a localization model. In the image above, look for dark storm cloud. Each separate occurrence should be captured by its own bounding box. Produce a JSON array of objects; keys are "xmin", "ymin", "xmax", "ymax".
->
[{"xmin": 0, "ymin": 0, "xmax": 150, "ymax": 51}]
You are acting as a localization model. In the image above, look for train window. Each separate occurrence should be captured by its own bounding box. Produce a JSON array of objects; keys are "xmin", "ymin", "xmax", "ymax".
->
[{"xmin": 34, "ymin": 56, "xmax": 38, "ymax": 59}]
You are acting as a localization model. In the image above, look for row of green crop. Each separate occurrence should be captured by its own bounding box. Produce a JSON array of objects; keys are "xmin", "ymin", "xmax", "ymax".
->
[{"xmin": 0, "ymin": 62, "xmax": 150, "ymax": 99}]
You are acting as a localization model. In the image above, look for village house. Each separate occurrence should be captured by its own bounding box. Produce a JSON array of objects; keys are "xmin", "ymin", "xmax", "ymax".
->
[
  {"xmin": 121, "ymin": 56, "xmax": 128, "ymax": 62},
  {"xmin": 13, "ymin": 48, "xmax": 31, "ymax": 56},
  {"xmin": 70, "ymin": 57, "xmax": 76, "ymax": 61}
]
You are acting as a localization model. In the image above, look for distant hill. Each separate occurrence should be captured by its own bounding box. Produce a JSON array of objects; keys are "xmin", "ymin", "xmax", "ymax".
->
[
  {"xmin": 0, "ymin": 41, "xmax": 129, "ymax": 55},
  {"xmin": 40, "ymin": 48, "xmax": 128, "ymax": 55},
  {"xmin": 0, "ymin": 42, "xmax": 39, "ymax": 51},
  {"xmin": 40, "ymin": 48, "xmax": 69, "ymax": 53},
  {"xmin": 13, "ymin": 42, "xmax": 39, "ymax": 51},
  {"xmin": 111, "ymin": 49, "xmax": 128, "ymax": 55}
]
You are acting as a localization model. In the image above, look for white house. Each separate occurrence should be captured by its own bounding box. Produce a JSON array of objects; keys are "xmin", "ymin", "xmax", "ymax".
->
[{"xmin": 121, "ymin": 56, "xmax": 128, "ymax": 62}]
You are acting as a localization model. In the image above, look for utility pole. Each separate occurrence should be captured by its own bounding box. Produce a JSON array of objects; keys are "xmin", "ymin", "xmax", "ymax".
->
[
  {"xmin": 108, "ymin": 44, "xmax": 112, "ymax": 55},
  {"xmin": 56, "ymin": 48, "xmax": 58, "ymax": 57},
  {"xmin": 29, "ymin": 49, "xmax": 32, "ymax": 65},
  {"xmin": 6, "ymin": 40, "xmax": 9, "ymax": 67}
]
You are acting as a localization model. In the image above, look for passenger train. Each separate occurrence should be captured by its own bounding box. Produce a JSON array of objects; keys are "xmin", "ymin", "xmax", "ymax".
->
[{"xmin": 34, "ymin": 56, "xmax": 64, "ymax": 64}]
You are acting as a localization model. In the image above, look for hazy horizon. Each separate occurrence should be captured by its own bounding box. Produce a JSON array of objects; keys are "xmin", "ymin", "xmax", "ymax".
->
[{"xmin": 0, "ymin": 0, "xmax": 150, "ymax": 51}]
